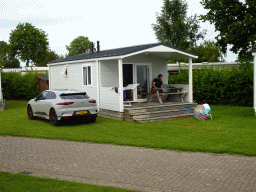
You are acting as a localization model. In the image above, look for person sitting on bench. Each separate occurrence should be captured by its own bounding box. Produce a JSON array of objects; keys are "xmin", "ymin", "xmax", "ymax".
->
[{"xmin": 152, "ymin": 74, "xmax": 164, "ymax": 102}]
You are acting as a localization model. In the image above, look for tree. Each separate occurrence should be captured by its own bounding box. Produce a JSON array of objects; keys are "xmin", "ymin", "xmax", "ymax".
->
[
  {"xmin": 5, "ymin": 57, "xmax": 20, "ymax": 68},
  {"xmin": 0, "ymin": 55, "xmax": 6, "ymax": 67},
  {"xmin": 0, "ymin": 41, "xmax": 20, "ymax": 68},
  {"xmin": 35, "ymin": 50, "xmax": 61, "ymax": 66},
  {"xmin": 66, "ymin": 36, "xmax": 91, "ymax": 57},
  {"xmin": 0, "ymin": 41, "xmax": 8, "ymax": 62},
  {"xmin": 188, "ymin": 40, "xmax": 225, "ymax": 63},
  {"xmin": 152, "ymin": 0, "xmax": 206, "ymax": 50},
  {"xmin": 9, "ymin": 23, "xmax": 49, "ymax": 67},
  {"xmin": 200, "ymin": 0, "xmax": 256, "ymax": 60}
]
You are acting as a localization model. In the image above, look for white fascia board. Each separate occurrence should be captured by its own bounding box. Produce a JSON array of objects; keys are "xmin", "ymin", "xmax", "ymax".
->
[
  {"xmin": 47, "ymin": 56, "xmax": 123, "ymax": 66},
  {"xmin": 167, "ymin": 62, "xmax": 242, "ymax": 67},
  {"xmin": 123, "ymin": 45, "xmax": 198, "ymax": 59}
]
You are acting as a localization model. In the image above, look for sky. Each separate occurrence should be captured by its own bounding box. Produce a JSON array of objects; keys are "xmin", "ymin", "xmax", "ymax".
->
[{"xmin": 0, "ymin": 0, "xmax": 238, "ymax": 67}]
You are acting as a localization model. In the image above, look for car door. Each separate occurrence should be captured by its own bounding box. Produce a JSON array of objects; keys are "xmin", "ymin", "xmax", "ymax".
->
[
  {"xmin": 33, "ymin": 91, "xmax": 48, "ymax": 116},
  {"xmin": 41, "ymin": 91, "xmax": 57, "ymax": 116}
]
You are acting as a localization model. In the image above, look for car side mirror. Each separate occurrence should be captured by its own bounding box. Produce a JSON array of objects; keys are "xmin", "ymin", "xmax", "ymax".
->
[{"xmin": 34, "ymin": 98, "xmax": 38, "ymax": 102}]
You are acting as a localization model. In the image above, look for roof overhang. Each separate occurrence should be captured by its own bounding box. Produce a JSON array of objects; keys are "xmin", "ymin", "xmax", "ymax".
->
[
  {"xmin": 47, "ymin": 55, "xmax": 123, "ymax": 66},
  {"xmin": 48, "ymin": 45, "xmax": 198, "ymax": 66},
  {"xmin": 123, "ymin": 45, "xmax": 198, "ymax": 60}
]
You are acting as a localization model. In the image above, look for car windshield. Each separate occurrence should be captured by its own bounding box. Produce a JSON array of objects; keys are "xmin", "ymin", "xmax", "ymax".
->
[{"xmin": 59, "ymin": 93, "xmax": 89, "ymax": 100}]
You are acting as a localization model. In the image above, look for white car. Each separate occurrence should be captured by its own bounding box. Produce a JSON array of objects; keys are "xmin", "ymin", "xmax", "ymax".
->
[{"xmin": 27, "ymin": 89, "xmax": 98, "ymax": 126}]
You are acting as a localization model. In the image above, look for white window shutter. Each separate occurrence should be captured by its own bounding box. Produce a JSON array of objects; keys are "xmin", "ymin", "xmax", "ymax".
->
[{"xmin": 61, "ymin": 66, "xmax": 67, "ymax": 75}]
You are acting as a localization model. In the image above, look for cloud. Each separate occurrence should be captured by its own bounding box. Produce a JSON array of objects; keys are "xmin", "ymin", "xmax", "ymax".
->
[
  {"xmin": 0, "ymin": 0, "xmax": 83, "ymax": 28},
  {"xmin": 0, "ymin": 14, "xmax": 82, "ymax": 29}
]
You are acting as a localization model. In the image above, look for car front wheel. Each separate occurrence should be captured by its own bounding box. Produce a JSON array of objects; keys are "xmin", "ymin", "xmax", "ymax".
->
[
  {"xmin": 49, "ymin": 109, "xmax": 60, "ymax": 126},
  {"xmin": 27, "ymin": 105, "xmax": 35, "ymax": 120}
]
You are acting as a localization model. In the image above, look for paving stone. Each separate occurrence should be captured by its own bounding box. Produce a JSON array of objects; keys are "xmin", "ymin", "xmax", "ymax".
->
[{"xmin": 1, "ymin": 135, "xmax": 256, "ymax": 192}]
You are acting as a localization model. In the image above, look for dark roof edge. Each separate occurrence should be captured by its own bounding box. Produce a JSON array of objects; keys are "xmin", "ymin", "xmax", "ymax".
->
[
  {"xmin": 49, "ymin": 42, "xmax": 197, "ymax": 65},
  {"xmin": 36, "ymin": 75, "xmax": 49, "ymax": 81}
]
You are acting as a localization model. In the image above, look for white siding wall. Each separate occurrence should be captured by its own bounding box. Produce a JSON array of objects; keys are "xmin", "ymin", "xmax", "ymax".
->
[
  {"xmin": 100, "ymin": 60, "xmax": 119, "ymax": 87},
  {"xmin": 99, "ymin": 59, "xmax": 122, "ymax": 111},
  {"xmin": 49, "ymin": 62, "xmax": 98, "ymax": 101},
  {"xmin": 99, "ymin": 87, "xmax": 120, "ymax": 112}
]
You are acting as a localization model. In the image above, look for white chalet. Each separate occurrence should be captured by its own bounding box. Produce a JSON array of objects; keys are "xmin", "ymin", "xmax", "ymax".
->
[{"xmin": 48, "ymin": 43, "xmax": 198, "ymax": 120}]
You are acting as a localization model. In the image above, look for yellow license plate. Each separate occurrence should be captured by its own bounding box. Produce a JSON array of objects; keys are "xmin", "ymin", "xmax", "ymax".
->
[{"xmin": 76, "ymin": 111, "xmax": 88, "ymax": 115}]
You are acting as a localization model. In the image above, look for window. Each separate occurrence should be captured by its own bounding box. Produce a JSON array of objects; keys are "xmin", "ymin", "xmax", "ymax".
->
[
  {"xmin": 45, "ymin": 91, "xmax": 56, "ymax": 100},
  {"xmin": 83, "ymin": 65, "xmax": 92, "ymax": 86},
  {"xmin": 36, "ymin": 91, "xmax": 48, "ymax": 101},
  {"xmin": 60, "ymin": 93, "xmax": 89, "ymax": 100}
]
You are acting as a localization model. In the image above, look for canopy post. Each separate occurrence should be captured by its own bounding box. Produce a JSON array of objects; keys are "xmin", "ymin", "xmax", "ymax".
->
[
  {"xmin": 96, "ymin": 60, "xmax": 100, "ymax": 111},
  {"xmin": 188, "ymin": 58, "xmax": 193, "ymax": 103},
  {"xmin": 253, "ymin": 51, "xmax": 256, "ymax": 116},
  {"xmin": 118, "ymin": 58, "xmax": 124, "ymax": 112}
]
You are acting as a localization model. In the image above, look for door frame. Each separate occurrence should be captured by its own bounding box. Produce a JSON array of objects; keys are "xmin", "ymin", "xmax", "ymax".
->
[{"xmin": 133, "ymin": 63, "xmax": 152, "ymax": 102}]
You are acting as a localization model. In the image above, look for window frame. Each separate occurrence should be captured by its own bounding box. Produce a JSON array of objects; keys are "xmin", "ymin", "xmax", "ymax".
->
[
  {"xmin": 61, "ymin": 66, "xmax": 68, "ymax": 76},
  {"xmin": 82, "ymin": 64, "xmax": 92, "ymax": 86}
]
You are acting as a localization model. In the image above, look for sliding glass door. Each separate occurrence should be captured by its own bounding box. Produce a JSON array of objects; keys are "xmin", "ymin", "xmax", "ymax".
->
[{"xmin": 135, "ymin": 64, "xmax": 151, "ymax": 102}]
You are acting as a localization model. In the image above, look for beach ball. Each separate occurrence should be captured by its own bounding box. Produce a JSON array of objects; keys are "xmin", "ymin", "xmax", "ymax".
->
[{"xmin": 193, "ymin": 105, "xmax": 209, "ymax": 120}]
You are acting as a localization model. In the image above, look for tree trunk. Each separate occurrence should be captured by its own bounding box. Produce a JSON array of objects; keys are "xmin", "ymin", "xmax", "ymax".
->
[{"xmin": 26, "ymin": 60, "xmax": 29, "ymax": 67}]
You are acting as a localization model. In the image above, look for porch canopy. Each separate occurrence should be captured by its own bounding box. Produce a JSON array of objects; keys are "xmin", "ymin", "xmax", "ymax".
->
[
  {"xmin": 115, "ymin": 44, "xmax": 198, "ymax": 111},
  {"xmin": 49, "ymin": 43, "xmax": 198, "ymax": 112}
]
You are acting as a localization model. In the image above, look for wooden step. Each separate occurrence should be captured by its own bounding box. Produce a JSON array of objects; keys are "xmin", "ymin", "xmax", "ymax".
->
[
  {"xmin": 132, "ymin": 109, "xmax": 194, "ymax": 119},
  {"xmin": 128, "ymin": 106, "xmax": 195, "ymax": 115},
  {"xmin": 133, "ymin": 113, "xmax": 194, "ymax": 122},
  {"xmin": 126, "ymin": 103, "xmax": 195, "ymax": 115},
  {"xmin": 125, "ymin": 102, "xmax": 194, "ymax": 111},
  {"xmin": 129, "ymin": 108, "xmax": 193, "ymax": 116}
]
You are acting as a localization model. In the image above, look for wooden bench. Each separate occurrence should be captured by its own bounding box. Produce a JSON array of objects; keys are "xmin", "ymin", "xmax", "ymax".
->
[{"xmin": 146, "ymin": 86, "xmax": 185, "ymax": 103}]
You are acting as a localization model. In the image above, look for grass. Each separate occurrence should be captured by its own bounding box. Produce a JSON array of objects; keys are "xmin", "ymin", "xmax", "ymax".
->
[
  {"xmin": 0, "ymin": 100, "xmax": 256, "ymax": 156},
  {"xmin": 0, "ymin": 171, "xmax": 136, "ymax": 192}
]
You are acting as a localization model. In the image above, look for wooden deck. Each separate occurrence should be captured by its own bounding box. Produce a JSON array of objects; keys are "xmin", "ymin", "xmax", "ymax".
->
[{"xmin": 99, "ymin": 101, "xmax": 196, "ymax": 123}]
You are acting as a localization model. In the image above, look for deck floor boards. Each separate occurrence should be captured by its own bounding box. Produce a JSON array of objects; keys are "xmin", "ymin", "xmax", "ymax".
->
[{"xmin": 99, "ymin": 101, "xmax": 196, "ymax": 122}]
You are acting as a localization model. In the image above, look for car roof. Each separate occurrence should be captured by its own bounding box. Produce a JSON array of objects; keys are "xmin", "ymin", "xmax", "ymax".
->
[{"xmin": 47, "ymin": 89, "xmax": 86, "ymax": 94}]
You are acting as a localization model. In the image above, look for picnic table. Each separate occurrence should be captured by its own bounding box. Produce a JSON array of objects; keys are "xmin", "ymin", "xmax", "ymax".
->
[{"xmin": 146, "ymin": 85, "xmax": 185, "ymax": 103}]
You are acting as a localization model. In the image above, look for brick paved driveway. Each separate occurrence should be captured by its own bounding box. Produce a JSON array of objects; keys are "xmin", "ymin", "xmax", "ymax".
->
[{"xmin": 1, "ymin": 135, "xmax": 256, "ymax": 192}]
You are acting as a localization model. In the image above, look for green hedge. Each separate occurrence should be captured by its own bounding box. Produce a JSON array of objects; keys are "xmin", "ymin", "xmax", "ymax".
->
[
  {"xmin": 1, "ymin": 71, "xmax": 47, "ymax": 100},
  {"xmin": 168, "ymin": 62, "xmax": 253, "ymax": 107}
]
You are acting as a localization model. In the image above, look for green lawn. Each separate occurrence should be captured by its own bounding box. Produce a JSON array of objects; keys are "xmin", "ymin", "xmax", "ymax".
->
[
  {"xmin": 0, "ymin": 171, "xmax": 136, "ymax": 192},
  {"xmin": 1, "ymin": 100, "xmax": 256, "ymax": 156}
]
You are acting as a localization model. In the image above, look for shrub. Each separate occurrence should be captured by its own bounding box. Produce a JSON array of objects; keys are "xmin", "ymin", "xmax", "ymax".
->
[
  {"xmin": 1, "ymin": 71, "xmax": 47, "ymax": 100},
  {"xmin": 169, "ymin": 62, "xmax": 253, "ymax": 107}
]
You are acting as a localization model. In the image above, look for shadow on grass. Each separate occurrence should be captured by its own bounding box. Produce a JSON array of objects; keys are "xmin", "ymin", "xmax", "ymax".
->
[{"xmin": 33, "ymin": 116, "xmax": 96, "ymax": 127}]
